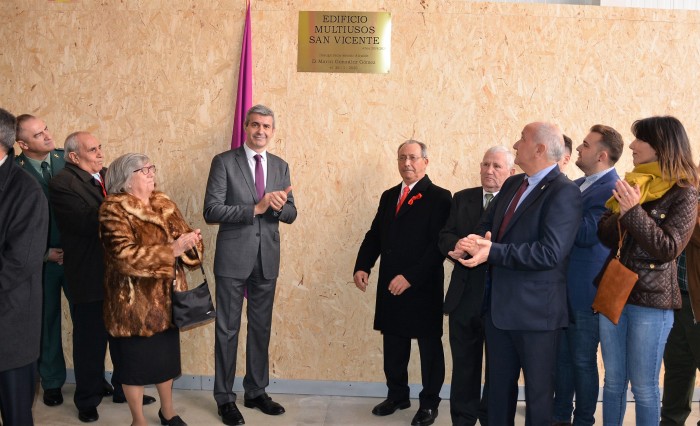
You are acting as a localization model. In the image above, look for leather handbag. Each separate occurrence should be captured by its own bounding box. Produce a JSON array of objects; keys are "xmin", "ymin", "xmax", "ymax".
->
[
  {"xmin": 172, "ymin": 249, "xmax": 216, "ymax": 330},
  {"xmin": 592, "ymin": 221, "xmax": 638, "ymax": 325}
]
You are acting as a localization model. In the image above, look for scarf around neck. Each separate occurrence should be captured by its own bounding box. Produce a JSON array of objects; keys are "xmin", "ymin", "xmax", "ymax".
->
[{"xmin": 605, "ymin": 161, "xmax": 676, "ymax": 214}]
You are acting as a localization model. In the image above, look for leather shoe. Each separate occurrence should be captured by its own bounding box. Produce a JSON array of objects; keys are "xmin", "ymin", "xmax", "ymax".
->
[
  {"xmin": 113, "ymin": 393, "xmax": 156, "ymax": 405},
  {"xmin": 371, "ymin": 399, "xmax": 411, "ymax": 416},
  {"xmin": 243, "ymin": 393, "xmax": 285, "ymax": 415},
  {"xmin": 43, "ymin": 388, "xmax": 63, "ymax": 406},
  {"xmin": 101, "ymin": 381, "xmax": 114, "ymax": 397},
  {"xmin": 411, "ymin": 407, "xmax": 438, "ymax": 426},
  {"xmin": 218, "ymin": 402, "xmax": 245, "ymax": 425},
  {"xmin": 158, "ymin": 408, "xmax": 187, "ymax": 426},
  {"xmin": 78, "ymin": 407, "xmax": 99, "ymax": 423}
]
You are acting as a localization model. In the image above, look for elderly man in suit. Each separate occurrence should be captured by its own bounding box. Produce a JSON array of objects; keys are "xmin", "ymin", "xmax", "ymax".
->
[
  {"xmin": 354, "ymin": 140, "xmax": 451, "ymax": 426},
  {"xmin": 552, "ymin": 125, "xmax": 623, "ymax": 426},
  {"xmin": 204, "ymin": 104, "xmax": 297, "ymax": 426},
  {"xmin": 50, "ymin": 132, "xmax": 154, "ymax": 423},
  {"xmin": 457, "ymin": 122, "xmax": 582, "ymax": 425},
  {"xmin": 15, "ymin": 114, "xmax": 69, "ymax": 407},
  {"xmin": 0, "ymin": 107, "xmax": 49, "ymax": 426},
  {"xmin": 439, "ymin": 145, "xmax": 515, "ymax": 426}
]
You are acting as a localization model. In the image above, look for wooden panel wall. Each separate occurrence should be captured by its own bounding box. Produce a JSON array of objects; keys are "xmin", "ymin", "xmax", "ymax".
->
[{"xmin": 2, "ymin": 0, "xmax": 699, "ymax": 385}]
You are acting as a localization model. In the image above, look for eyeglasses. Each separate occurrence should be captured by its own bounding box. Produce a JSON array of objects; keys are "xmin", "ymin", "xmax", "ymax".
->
[
  {"xmin": 133, "ymin": 165, "xmax": 156, "ymax": 175},
  {"xmin": 397, "ymin": 155, "xmax": 425, "ymax": 163}
]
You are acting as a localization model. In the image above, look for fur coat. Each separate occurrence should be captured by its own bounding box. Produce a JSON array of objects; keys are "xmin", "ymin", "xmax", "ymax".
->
[{"xmin": 99, "ymin": 191, "xmax": 204, "ymax": 337}]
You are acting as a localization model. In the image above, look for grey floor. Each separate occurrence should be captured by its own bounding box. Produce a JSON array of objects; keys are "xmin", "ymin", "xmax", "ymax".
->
[{"xmin": 32, "ymin": 384, "xmax": 700, "ymax": 425}]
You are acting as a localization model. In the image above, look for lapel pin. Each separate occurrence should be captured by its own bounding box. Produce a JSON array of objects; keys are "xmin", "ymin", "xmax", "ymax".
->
[{"xmin": 53, "ymin": 153, "xmax": 59, "ymax": 158}]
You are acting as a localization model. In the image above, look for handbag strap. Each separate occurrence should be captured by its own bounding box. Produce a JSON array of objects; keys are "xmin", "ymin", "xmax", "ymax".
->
[
  {"xmin": 615, "ymin": 218, "xmax": 626, "ymax": 260},
  {"xmin": 173, "ymin": 247, "xmax": 208, "ymax": 286}
]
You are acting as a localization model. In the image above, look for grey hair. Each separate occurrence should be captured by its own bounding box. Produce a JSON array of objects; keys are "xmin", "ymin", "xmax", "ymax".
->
[
  {"xmin": 534, "ymin": 123, "xmax": 564, "ymax": 162},
  {"xmin": 0, "ymin": 108, "xmax": 16, "ymax": 154},
  {"xmin": 485, "ymin": 145, "xmax": 515, "ymax": 170},
  {"xmin": 105, "ymin": 153, "xmax": 149, "ymax": 195},
  {"xmin": 64, "ymin": 131, "xmax": 90, "ymax": 160},
  {"xmin": 245, "ymin": 104, "xmax": 275, "ymax": 129},
  {"xmin": 397, "ymin": 139, "xmax": 428, "ymax": 159}
]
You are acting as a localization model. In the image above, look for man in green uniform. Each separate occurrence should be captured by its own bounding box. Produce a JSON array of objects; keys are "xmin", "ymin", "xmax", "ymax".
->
[{"xmin": 15, "ymin": 114, "xmax": 67, "ymax": 406}]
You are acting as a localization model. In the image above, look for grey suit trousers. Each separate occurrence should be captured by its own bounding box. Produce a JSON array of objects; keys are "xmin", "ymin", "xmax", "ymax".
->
[{"xmin": 214, "ymin": 251, "xmax": 277, "ymax": 405}]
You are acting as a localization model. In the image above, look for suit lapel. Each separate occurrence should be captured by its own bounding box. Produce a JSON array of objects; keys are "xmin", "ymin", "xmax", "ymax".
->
[
  {"xmin": 395, "ymin": 176, "xmax": 431, "ymax": 219},
  {"xmin": 233, "ymin": 147, "xmax": 258, "ymax": 201},
  {"xmin": 50, "ymin": 151, "xmax": 65, "ymax": 175},
  {"xmin": 506, "ymin": 170, "xmax": 557, "ymax": 229}
]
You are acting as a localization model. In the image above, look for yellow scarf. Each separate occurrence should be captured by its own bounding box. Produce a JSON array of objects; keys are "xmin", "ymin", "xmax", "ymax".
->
[{"xmin": 605, "ymin": 162, "xmax": 676, "ymax": 213}]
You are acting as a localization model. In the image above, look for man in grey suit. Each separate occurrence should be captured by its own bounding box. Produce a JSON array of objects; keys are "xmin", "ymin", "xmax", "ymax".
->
[{"xmin": 204, "ymin": 104, "xmax": 297, "ymax": 426}]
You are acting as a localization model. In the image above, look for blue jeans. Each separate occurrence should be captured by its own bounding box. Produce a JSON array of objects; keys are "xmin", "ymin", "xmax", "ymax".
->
[
  {"xmin": 599, "ymin": 304, "xmax": 673, "ymax": 426},
  {"xmin": 553, "ymin": 309, "xmax": 600, "ymax": 426}
]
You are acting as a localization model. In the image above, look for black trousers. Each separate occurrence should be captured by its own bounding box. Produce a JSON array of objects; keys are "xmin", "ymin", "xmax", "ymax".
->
[
  {"xmin": 0, "ymin": 361, "xmax": 37, "ymax": 426},
  {"xmin": 383, "ymin": 332, "xmax": 445, "ymax": 409},
  {"xmin": 448, "ymin": 290, "xmax": 488, "ymax": 426},
  {"xmin": 71, "ymin": 301, "xmax": 122, "ymax": 410}
]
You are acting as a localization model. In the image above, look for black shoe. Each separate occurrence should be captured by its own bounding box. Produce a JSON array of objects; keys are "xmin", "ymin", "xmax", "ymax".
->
[
  {"xmin": 371, "ymin": 399, "xmax": 411, "ymax": 416},
  {"xmin": 158, "ymin": 408, "xmax": 187, "ymax": 426},
  {"xmin": 113, "ymin": 393, "xmax": 156, "ymax": 405},
  {"xmin": 101, "ymin": 381, "xmax": 114, "ymax": 397},
  {"xmin": 218, "ymin": 402, "xmax": 245, "ymax": 425},
  {"xmin": 411, "ymin": 408, "xmax": 438, "ymax": 426},
  {"xmin": 43, "ymin": 388, "xmax": 64, "ymax": 406},
  {"xmin": 243, "ymin": 393, "xmax": 285, "ymax": 415},
  {"xmin": 78, "ymin": 407, "xmax": 99, "ymax": 423}
]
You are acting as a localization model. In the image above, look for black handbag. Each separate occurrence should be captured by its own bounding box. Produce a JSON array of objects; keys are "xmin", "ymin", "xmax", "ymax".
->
[{"xmin": 172, "ymin": 250, "xmax": 216, "ymax": 331}]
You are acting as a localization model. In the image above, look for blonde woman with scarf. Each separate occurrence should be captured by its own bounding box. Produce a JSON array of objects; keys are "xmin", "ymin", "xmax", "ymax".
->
[{"xmin": 596, "ymin": 116, "xmax": 699, "ymax": 426}]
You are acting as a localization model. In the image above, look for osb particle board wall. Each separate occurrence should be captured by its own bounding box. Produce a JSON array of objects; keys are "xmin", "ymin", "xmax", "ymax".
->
[{"xmin": 2, "ymin": 1, "xmax": 699, "ymax": 385}]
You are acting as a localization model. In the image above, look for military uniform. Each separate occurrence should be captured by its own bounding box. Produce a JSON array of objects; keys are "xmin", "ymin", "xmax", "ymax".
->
[{"xmin": 15, "ymin": 148, "xmax": 68, "ymax": 392}]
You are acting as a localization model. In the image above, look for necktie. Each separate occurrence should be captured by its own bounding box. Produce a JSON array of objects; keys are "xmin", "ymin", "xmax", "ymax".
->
[
  {"xmin": 497, "ymin": 178, "xmax": 529, "ymax": 241},
  {"xmin": 484, "ymin": 193, "xmax": 494, "ymax": 209},
  {"xmin": 94, "ymin": 174, "xmax": 106, "ymax": 197},
  {"xmin": 396, "ymin": 186, "xmax": 410, "ymax": 216},
  {"xmin": 41, "ymin": 161, "xmax": 52, "ymax": 183},
  {"xmin": 254, "ymin": 154, "xmax": 265, "ymax": 201}
]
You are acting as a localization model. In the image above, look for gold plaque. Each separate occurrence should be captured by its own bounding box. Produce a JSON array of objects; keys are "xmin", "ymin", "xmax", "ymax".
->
[{"xmin": 298, "ymin": 11, "xmax": 391, "ymax": 74}]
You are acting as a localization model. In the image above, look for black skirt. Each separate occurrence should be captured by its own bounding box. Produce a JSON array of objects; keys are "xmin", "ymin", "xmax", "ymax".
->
[{"xmin": 111, "ymin": 327, "xmax": 181, "ymax": 385}]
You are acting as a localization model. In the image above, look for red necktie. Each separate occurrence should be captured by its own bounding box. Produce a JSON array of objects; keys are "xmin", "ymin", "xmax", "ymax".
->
[
  {"xmin": 396, "ymin": 186, "xmax": 410, "ymax": 216},
  {"xmin": 497, "ymin": 177, "xmax": 528, "ymax": 241},
  {"xmin": 95, "ymin": 176, "xmax": 106, "ymax": 197},
  {"xmin": 254, "ymin": 154, "xmax": 265, "ymax": 201}
]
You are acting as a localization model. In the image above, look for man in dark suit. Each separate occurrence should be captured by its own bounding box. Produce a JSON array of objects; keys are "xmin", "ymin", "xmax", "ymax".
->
[
  {"xmin": 0, "ymin": 107, "xmax": 49, "ymax": 426},
  {"xmin": 438, "ymin": 145, "xmax": 515, "ymax": 426},
  {"xmin": 354, "ymin": 140, "xmax": 451, "ymax": 426},
  {"xmin": 15, "ymin": 114, "xmax": 68, "ymax": 407},
  {"xmin": 457, "ymin": 122, "xmax": 582, "ymax": 425},
  {"xmin": 552, "ymin": 125, "xmax": 623, "ymax": 426},
  {"xmin": 204, "ymin": 104, "xmax": 297, "ymax": 426},
  {"xmin": 49, "ymin": 131, "xmax": 154, "ymax": 423}
]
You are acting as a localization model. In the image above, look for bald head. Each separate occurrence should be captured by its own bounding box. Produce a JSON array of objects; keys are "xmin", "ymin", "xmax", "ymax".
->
[{"xmin": 513, "ymin": 122, "xmax": 564, "ymax": 175}]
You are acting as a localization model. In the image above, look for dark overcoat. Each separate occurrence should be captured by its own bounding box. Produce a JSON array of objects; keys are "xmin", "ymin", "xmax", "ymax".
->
[
  {"xmin": 0, "ymin": 148, "xmax": 49, "ymax": 371},
  {"xmin": 354, "ymin": 175, "xmax": 451, "ymax": 338}
]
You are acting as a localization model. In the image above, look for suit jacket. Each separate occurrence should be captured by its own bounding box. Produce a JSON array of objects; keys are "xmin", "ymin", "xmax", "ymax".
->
[
  {"xmin": 16, "ymin": 149, "xmax": 66, "ymax": 250},
  {"xmin": 203, "ymin": 146, "xmax": 297, "ymax": 280},
  {"xmin": 0, "ymin": 148, "xmax": 49, "ymax": 371},
  {"xmin": 354, "ymin": 175, "xmax": 451, "ymax": 338},
  {"xmin": 476, "ymin": 168, "xmax": 582, "ymax": 331},
  {"xmin": 49, "ymin": 162, "xmax": 107, "ymax": 304},
  {"xmin": 567, "ymin": 169, "xmax": 618, "ymax": 311},
  {"xmin": 438, "ymin": 186, "xmax": 487, "ymax": 314}
]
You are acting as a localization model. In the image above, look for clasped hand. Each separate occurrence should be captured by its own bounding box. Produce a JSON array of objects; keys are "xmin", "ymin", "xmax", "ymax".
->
[
  {"xmin": 448, "ymin": 231, "xmax": 492, "ymax": 268},
  {"xmin": 255, "ymin": 186, "xmax": 293, "ymax": 215},
  {"xmin": 172, "ymin": 229, "xmax": 202, "ymax": 257},
  {"xmin": 612, "ymin": 179, "xmax": 640, "ymax": 216}
]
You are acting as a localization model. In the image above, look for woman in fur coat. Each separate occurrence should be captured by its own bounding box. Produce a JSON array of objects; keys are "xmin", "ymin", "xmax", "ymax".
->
[{"xmin": 99, "ymin": 153, "xmax": 203, "ymax": 426}]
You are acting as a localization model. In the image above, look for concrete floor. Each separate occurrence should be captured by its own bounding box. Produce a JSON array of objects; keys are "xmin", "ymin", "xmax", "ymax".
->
[{"xmin": 31, "ymin": 384, "xmax": 700, "ymax": 425}]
